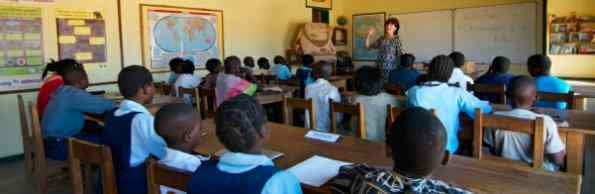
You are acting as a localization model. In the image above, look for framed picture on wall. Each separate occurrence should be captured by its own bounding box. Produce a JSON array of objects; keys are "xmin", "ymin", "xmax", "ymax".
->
[
  {"xmin": 333, "ymin": 27, "xmax": 347, "ymax": 46},
  {"xmin": 548, "ymin": 13, "xmax": 595, "ymax": 55},
  {"xmin": 140, "ymin": 5, "xmax": 224, "ymax": 72},
  {"xmin": 306, "ymin": 0, "xmax": 332, "ymax": 10},
  {"xmin": 352, "ymin": 12, "xmax": 385, "ymax": 61}
]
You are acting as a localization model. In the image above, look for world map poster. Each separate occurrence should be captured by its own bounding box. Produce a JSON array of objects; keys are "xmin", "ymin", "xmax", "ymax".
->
[
  {"xmin": 0, "ymin": 5, "xmax": 44, "ymax": 92},
  {"xmin": 141, "ymin": 5, "xmax": 224, "ymax": 71},
  {"xmin": 352, "ymin": 12, "xmax": 385, "ymax": 61}
]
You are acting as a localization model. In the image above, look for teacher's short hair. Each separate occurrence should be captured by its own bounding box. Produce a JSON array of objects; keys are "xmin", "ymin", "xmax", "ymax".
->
[{"xmin": 385, "ymin": 18, "xmax": 400, "ymax": 35}]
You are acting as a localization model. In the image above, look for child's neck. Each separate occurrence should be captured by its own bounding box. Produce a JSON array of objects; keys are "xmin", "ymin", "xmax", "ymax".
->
[
  {"xmin": 172, "ymin": 144, "xmax": 193, "ymax": 154},
  {"xmin": 127, "ymin": 97, "xmax": 149, "ymax": 105}
]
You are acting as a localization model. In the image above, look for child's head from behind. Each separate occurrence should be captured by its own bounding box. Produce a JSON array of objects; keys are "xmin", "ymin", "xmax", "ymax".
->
[
  {"xmin": 155, "ymin": 103, "xmax": 203, "ymax": 153},
  {"xmin": 181, "ymin": 59, "xmax": 195, "ymax": 75},
  {"xmin": 224, "ymin": 56, "xmax": 242, "ymax": 75},
  {"xmin": 206, "ymin": 58, "xmax": 222, "ymax": 74},
  {"xmin": 243, "ymin": 56, "xmax": 255, "ymax": 68},
  {"xmin": 491, "ymin": 56, "xmax": 511, "ymax": 74},
  {"xmin": 169, "ymin": 57, "xmax": 185, "ymax": 74},
  {"xmin": 427, "ymin": 55, "xmax": 454, "ymax": 83},
  {"xmin": 312, "ymin": 61, "xmax": 333, "ymax": 80},
  {"xmin": 302, "ymin": 54, "xmax": 314, "ymax": 67},
  {"xmin": 215, "ymin": 94, "xmax": 268, "ymax": 154},
  {"xmin": 400, "ymin": 53, "xmax": 415, "ymax": 68},
  {"xmin": 355, "ymin": 66, "xmax": 383, "ymax": 96},
  {"xmin": 118, "ymin": 65, "xmax": 155, "ymax": 104},
  {"xmin": 257, "ymin": 57, "xmax": 270, "ymax": 70},
  {"xmin": 42, "ymin": 58, "xmax": 82, "ymax": 79},
  {"xmin": 62, "ymin": 65, "xmax": 89, "ymax": 89},
  {"xmin": 274, "ymin": 56, "xmax": 287, "ymax": 65},
  {"xmin": 389, "ymin": 107, "xmax": 448, "ymax": 178},
  {"xmin": 448, "ymin": 51, "xmax": 465, "ymax": 68},
  {"xmin": 527, "ymin": 54, "xmax": 551, "ymax": 77},
  {"xmin": 508, "ymin": 75, "xmax": 537, "ymax": 108}
]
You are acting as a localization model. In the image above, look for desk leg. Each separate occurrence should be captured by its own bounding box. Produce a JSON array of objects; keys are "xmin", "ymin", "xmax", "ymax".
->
[
  {"xmin": 575, "ymin": 96, "xmax": 587, "ymax": 111},
  {"xmin": 566, "ymin": 132, "xmax": 584, "ymax": 175}
]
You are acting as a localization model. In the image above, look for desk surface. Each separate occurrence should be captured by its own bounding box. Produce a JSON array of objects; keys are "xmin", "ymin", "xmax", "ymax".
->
[
  {"xmin": 194, "ymin": 120, "xmax": 580, "ymax": 194},
  {"xmin": 256, "ymin": 85, "xmax": 297, "ymax": 105}
]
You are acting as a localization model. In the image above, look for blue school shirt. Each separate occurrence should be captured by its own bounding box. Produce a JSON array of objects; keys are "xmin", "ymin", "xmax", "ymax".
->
[
  {"xmin": 474, "ymin": 73, "xmax": 514, "ymax": 103},
  {"xmin": 388, "ymin": 67, "xmax": 420, "ymax": 90},
  {"xmin": 168, "ymin": 73, "xmax": 179, "ymax": 85},
  {"xmin": 42, "ymin": 85, "xmax": 113, "ymax": 138},
  {"xmin": 273, "ymin": 64, "xmax": 292, "ymax": 80},
  {"xmin": 407, "ymin": 82, "xmax": 493, "ymax": 153},
  {"xmin": 189, "ymin": 152, "xmax": 302, "ymax": 194},
  {"xmin": 534, "ymin": 75, "xmax": 572, "ymax": 109}
]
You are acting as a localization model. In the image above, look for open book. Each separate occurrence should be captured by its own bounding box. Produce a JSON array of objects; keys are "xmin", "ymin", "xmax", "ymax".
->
[{"xmin": 287, "ymin": 155, "xmax": 352, "ymax": 187}]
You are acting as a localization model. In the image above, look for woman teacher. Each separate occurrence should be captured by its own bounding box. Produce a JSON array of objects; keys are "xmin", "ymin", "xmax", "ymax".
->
[{"xmin": 365, "ymin": 18, "xmax": 403, "ymax": 81}]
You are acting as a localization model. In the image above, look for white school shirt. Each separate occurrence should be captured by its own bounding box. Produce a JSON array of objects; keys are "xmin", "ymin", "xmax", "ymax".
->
[
  {"xmin": 484, "ymin": 109, "xmax": 566, "ymax": 171},
  {"xmin": 448, "ymin": 68, "xmax": 474, "ymax": 91},
  {"xmin": 114, "ymin": 100, "xmax": 167, "ymax": 166},
  {"xmin": 305, "ymin": 78, "xmax": 341, "ymax": 131},
  {"xmin": 159, "ymin": 148, "xmax": 208, "ymax": 194},
  {"xmin": 352, "ymin": 92, "xmax": 400, "ymax": 141},
  {"xmin": 174, "ymin": 74, "xmax": 202, "ymax": 104}
]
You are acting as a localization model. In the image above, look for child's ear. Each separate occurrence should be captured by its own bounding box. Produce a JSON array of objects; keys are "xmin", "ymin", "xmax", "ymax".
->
[
  {"xmin": 442, "ymin": 151, "xmax": 451, "ymax": 166},
  {"xmin": 183, "ymin": 129, "xmax": 194, "ymax": 143}
]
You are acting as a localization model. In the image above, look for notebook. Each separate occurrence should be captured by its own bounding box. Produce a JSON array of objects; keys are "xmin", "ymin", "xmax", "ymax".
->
[
  {"xmin": 214, "ymin": 149, "xmax": 284, "ymax": 160},
  {"xmin": 287, "ymin": 155, "xmax": 352, "ymax": 187}
]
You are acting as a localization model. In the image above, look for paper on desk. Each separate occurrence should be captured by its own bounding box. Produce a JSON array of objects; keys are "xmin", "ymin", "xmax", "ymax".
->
[
  {"xmin": 262, "ymin": 86, "xmax": 283, "ymax": 92},
  {"xmin": 287, "ymin": 155, "xmax": 352, "ymax": 187}
]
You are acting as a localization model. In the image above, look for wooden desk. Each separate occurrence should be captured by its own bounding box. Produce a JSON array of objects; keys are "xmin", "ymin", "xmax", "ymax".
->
[
  {"xmin": 328, "ymin": 76, "xmax": 351, "ymax": 91},
  {"xmin": 256, "ymin": 86, "xmax": 297, "ymax": 105},
  {"xmin": 194, "ymin": 120, "xmax": 581, "ymax": 194}
]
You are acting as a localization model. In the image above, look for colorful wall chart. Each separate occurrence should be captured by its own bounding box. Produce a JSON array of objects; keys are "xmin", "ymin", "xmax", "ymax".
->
[
  {"xmin": 141, "ymin": 5, "xmax": 224, "ymax": 71},
  {"xmin": 57, "ymin": 10, "xmax": 107, "ymax": 63},
  {"xmin": 0, "ymin": 5, "xmax": 44, "ymax": 91},
  {"xmin": 352, "ymin": 12, "xmax": 385, "ymax": 61}
]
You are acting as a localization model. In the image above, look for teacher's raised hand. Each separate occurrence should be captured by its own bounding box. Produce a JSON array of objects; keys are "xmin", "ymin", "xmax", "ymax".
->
[{"xmin": 365, "ymin": 27, "xmax": 376, "ymax": 49}]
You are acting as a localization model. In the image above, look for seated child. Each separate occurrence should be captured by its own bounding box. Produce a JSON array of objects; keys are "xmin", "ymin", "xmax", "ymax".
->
[
  {"xmin": 305, "ymin": 61, "xmax": 340, "ymax": 131},
  {"xmin": 241, "ymin": 56, "xmax": 258, "ymax": 83},
  {"xmin": 199, "ymin": 58, "xmax": 222, "ymax": 89},
  {"xmin": 475, "ymin": 56, "xmax": 514, "ymax": 103},
  {"xmin": 388, "ymin": 53, "xmax": 420, "ymax": 91},
  {"xmin": 42, "ymin": 65, "xmax": 113, "ymax": 160},
  {"xmin": 188, "ymin": 94, "xmax": 302, "ymax": 194},
  {"xmin": 272, "ymin": 56, "xmax": 292, "ymax": 80},
  {"xmin": 167, "ymin": 57, "xmax": 185, "ymax": 85},
  {"xmin": 485, "ymin": 75, "xmax": 566, "ymax": 171},
  {"xmin": 353, "ymin": 66, "xmax": 400, "ymax": 141},
  {"xmin": 527, "ymin": 54, "xmax": 573, "ymax": 109},
  {"xmin": 256, "ymin": 57, "xmax": 272, "ymax": 75},
  {"xmin": 37, "ymin": 59, "xmax": 82, "ymax": 117},
  {"xmin": 408, "ymin": 55, "xmax": 492, "ymax": 153},
  {"xmin": 174, "ymin": 59, "xmax": 202, "ymax": 104},
  {"xmin": 215, "ymin": 56, "xmax": 258, "ymax": 107},
  {"xmin": 102, "ymin": 65, "xmax": 168, "ymax": 194},
  {"xmin": 155, "ymin": 103, "xmax": 208, "ymax": 194},
  {"xmin": 448, "ymin": 52, "xmax": 474, "ymax": 90},
  {"xmin": 331, "ymin": 107, "xmax": 472, "ymax": 194},
  {"xmin": 295, "ymin": 54, "xmax": 315, "ymax": 98}
]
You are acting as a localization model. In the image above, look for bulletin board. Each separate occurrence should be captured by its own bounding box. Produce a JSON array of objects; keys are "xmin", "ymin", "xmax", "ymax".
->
[{"xmin": 0, "ymin": 0, "xmax": 123, "ymax": 93}]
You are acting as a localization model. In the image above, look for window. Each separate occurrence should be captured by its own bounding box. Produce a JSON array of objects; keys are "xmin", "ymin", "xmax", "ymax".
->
[{"xmin": 312, "ymin": 8, "xmax": 329, "ymax": 24}]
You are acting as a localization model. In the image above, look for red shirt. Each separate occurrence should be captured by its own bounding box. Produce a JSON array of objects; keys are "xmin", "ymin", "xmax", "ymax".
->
[{"xmin": 36, "ymin": 75, "xmax": 64, "ymax": 115}]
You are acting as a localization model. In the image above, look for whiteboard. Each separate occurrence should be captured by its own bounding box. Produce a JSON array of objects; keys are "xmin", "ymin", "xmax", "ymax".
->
[
  {"xmin": 391, "ymin": 10, "xmax": 453, "ymax": 63},
  {"xmin": 454, "ymin": 3, "xmax": 537, "ymax": 64}
]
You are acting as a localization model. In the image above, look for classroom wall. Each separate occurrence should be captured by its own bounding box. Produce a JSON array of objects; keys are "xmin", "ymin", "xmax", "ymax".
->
[
  {"xmin": 548, "ymin": 0, "xmax": 595, "ymax": 78},
  {"xmin": 0, "ymin": 0, "xmax": 345, "ymax": 158},
  {"xmin": 343, "ymin": 0, "xmax": 544, "ymax": 75}
]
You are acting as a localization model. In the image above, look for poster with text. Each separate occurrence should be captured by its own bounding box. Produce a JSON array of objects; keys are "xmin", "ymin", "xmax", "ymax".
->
[
  {"xmin": 141, "ymin": 5, "xmax": 224, "ymax": 71},
  {"xmin": 56, "ymin": 10, "xmax": 107, "ymax": 63},
  {"xmin": 0, "ymin": 5, "xmax": 44, "ymax": 92}
]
